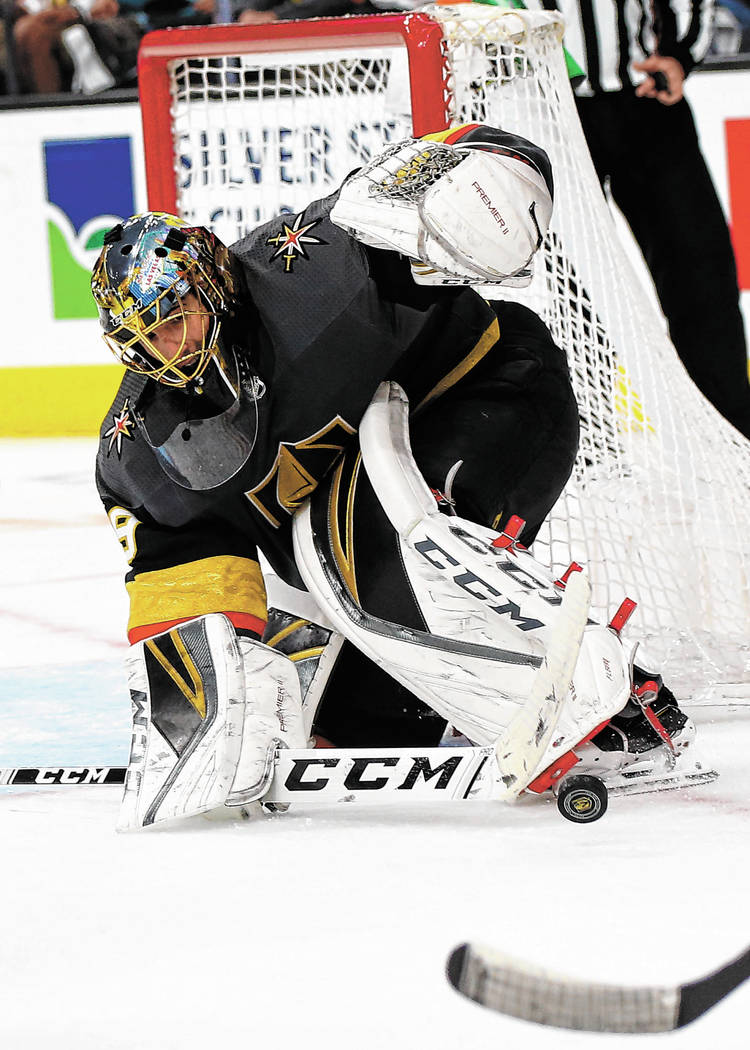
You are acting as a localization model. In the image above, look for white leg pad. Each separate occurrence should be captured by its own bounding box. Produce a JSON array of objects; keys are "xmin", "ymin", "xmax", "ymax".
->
[
  {"xmin": 293, "ymin": 382, "xmax": 634, "ymax": 757},
  {"xmin": 118, "ymin": 615, "xmax": 246, "ymax": 830},
  {"xmin": 228, "ymin": 640, "xmax": 308, "ymax": 805}
]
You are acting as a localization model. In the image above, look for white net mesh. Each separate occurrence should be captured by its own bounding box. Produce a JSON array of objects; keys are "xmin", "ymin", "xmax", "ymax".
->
[
  {"xmin": 156, "ymin": 9, "xmax": 750, "ymax": 701},
  {"xmin": 431, "ymin": 7, "xmax": 750, "ymax": 702},
  {"xmin": 169, "ymin": 46, "xmax": 414, "ymax": 244}
]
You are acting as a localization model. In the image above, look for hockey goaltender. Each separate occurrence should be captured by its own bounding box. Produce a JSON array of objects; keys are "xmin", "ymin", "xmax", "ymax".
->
[{"xmin": 90, "ymin": 123, "xmax": 695, "ymax": 829}]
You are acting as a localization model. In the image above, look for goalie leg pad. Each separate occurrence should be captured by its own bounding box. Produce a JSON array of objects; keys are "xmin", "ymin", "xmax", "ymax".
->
[
  {"xmin": 228, "ymin": 639, "xmax": 308, "ymax": 805},
  {"xmin": 294, "ymin": 493, "xmax": 543, "ymax": 746},
  {"xmin": 293, "ymin": 382, "xmax": 632, "ymax": 761},
  {"xmin": 118, "ymin": 614, "xmax": 245, "ymax": 830},
  {"xmin": 359, "ymin": 382, "xmax": 633, "ymax": 758},
  {"xmin": 119, "ymin": 617, "xmax": 309, "ymax": 827},
  {"xmin": 292, "ymin": 383, "xmax": 560, "ymax": 746}
]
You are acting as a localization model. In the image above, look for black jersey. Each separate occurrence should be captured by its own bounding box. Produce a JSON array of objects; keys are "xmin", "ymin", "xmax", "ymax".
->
[{"xmin": 96, "ymin": 188, "xmax": 502, "ymax": 643}]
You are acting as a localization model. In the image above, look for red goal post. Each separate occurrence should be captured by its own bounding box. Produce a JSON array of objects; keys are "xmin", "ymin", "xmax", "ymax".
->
[{"xmin": 138, "ymin": 14, "xmax": 450, "ymax": 219}]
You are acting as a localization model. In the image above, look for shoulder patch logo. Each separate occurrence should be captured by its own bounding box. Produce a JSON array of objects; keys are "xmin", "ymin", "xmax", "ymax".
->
[
  {"xmin": 266, "ymin": 213, "xmax": 326, "ymax": 273},
  {"xmin": 104, "ymin": 397, "xmax": 136, "ymax": 458}
]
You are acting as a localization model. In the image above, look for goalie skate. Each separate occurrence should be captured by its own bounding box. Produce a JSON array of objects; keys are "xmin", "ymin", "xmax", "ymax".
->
[{"xmin": 526, "ymin": 666, "xmax": 718, "ymax": 820}]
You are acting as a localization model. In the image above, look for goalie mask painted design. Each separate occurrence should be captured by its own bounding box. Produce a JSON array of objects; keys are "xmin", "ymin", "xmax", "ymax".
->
[{"xmin": 91, "ymin": 212, "xmax": 237, "ymax": 387}]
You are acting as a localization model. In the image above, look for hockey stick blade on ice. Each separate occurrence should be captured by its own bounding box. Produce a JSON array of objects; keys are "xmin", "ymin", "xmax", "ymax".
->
[{"xmin": 446, "ymin": 941, "xmax": 750, "ymax": 1033}]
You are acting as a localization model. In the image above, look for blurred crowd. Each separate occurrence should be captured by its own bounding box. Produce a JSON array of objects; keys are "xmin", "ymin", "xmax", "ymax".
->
[
  {"xmin": 0, "ymin": 0, "xmax": 749, "ymax": 96},
  {"xmin": 0, "ymin": 0, "xmax": 401, "ymax": 95},
  {"xmin": 710, "ymin": 0, "xmax": 750, "ymax": 56}
]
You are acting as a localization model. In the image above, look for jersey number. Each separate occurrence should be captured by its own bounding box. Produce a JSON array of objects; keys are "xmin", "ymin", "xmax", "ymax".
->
[{"xmin": 108, "ymin": 505, "xmax": 139, "ymax": 564}]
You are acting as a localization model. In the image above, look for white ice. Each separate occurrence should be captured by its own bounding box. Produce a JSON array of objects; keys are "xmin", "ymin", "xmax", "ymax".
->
[{"xmin": 1, "ymin": 438, "xmax": 748, "ymax": 1049}]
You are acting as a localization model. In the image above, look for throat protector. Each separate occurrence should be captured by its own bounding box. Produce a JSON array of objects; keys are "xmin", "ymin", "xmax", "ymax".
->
[{"xmin": 135, "ymin": 347, "xmax": 265, "ymax": 490}]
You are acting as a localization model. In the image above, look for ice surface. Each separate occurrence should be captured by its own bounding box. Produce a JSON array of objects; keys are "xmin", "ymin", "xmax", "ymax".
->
[{"xmin": 1, "ymin": 439, "xmax": 748, "ymax": 1049}]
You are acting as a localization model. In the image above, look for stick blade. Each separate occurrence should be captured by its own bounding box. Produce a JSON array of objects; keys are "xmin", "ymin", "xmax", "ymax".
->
[
  {"xmin": 677, "ymin": 945, "xmax": 750, "ymax": 1028},
  {"xmin": 446, "ymin": 942, "xmax": 680, "ymax": 1033}
]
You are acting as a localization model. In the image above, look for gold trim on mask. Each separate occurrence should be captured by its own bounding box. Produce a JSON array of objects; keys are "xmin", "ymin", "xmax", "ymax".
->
[{"xmin": 104, "ymin": 278, "xmax": 223, "ymax": 388}]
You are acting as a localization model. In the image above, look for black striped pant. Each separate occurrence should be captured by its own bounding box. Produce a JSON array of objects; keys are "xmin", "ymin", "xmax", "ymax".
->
[{"xmin": 576, "ymin": 91, "xmax": 750, "ymax": 438}]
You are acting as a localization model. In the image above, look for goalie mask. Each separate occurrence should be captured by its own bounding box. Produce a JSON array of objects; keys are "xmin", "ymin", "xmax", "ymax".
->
[{"xmin": 91, "ymin": 212, "xmax": 237, "ymax": 387}]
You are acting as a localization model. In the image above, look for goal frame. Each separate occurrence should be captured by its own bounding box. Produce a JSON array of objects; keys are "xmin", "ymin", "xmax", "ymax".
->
[
  {"xmin": 134, "ymin": 7, "xmax": 750, "ymax": 701},
  {"xmin": 138, "ymin": 14, "xmax": 451, "ymax": 215}
]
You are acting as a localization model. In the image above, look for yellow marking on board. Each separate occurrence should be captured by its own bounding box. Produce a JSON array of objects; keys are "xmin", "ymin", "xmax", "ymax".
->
[{"xmin": 0, "ymin": 364, "xmax": 124, "ymax": 436}]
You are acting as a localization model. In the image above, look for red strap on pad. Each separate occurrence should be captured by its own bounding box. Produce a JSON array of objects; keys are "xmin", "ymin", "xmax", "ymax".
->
[
  {"xmin": 525, "ymin": 720, "xmax": 611, "ymax": 794},
  {"xmin": 608, "ymin": 597, "xmax": 637, "ymax": 634},
  {"xmin": 553, "ymin": 562, "xmax": 583, "ymax": 589},
  {"xmin": 634, "ymin": 680, "xmax": 677, "ymax": 755},
  {"xmin": 491, "ymin": 514, "xmax": 526, "ymax": 550}
]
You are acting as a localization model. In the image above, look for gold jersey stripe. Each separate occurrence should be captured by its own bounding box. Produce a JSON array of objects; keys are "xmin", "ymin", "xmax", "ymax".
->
[
  {"xmin": 127, "ymin": 555, "xmax": 267, "ymax": 634},
  {"xmin": 328, "ymin": 452, "xmax": 362, "ymax": 605},
  {"xmin": 413, "ymin": 317, "xmax": 500, "ymax": 413}
]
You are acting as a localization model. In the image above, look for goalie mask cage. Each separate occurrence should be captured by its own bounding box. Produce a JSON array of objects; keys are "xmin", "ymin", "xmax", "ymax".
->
[{"xmin": 138, "ymin": 6, "xmax": 750, "ymax": 703}]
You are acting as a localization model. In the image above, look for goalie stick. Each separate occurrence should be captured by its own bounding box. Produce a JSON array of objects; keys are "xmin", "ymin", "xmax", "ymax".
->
[
  {"xmin": 1, "ymin": 574, "xmax": 592, "ymax": 802},
  {"xmin": 0, "ymin": 766, "xmax": 126, "ymax": 786},
  {"xmin": 0, "ymin": 752, "xmax": 496, "ymax": 799},
  {"xmin": 0, "ymin": 747, "xmax": 552, "ymax": 803},
  {"xmin": 267, "ymin": 559, "xmax": 585, "ymax": 808},
  {"xmin": 446, "ymin": 941, "xmax": 750, "ymax": 1033}
]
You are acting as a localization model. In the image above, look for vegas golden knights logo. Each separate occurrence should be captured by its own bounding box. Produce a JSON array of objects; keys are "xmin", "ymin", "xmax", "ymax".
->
[
  {"xmin": 245, "ymin": 416, "xmax": 355, "ymax": 528},
  {"xmin": 265, "ymin": 213, "xmax": 326, "ymax": 273}
]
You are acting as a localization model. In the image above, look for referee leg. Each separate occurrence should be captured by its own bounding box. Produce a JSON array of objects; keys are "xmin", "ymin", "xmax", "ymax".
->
[{"xmin": 586, "ymin": 95, "xmax": 750, "ymax": 437}]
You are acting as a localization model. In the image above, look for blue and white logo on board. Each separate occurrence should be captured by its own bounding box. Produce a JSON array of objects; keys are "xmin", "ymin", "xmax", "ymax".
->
[{"xmin": 43, "ymin": 136, "xmax": 135, "ymax": 319}]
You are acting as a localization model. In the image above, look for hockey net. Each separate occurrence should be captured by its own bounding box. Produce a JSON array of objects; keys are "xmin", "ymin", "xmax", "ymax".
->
[{"xmin": 138, "ymin": 7, "xmax": 750, "ymax": 702}]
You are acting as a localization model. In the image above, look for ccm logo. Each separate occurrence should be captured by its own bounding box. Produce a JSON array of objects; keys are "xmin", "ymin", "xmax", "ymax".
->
[
  {"xmin": 29, "ymin": 768, "xmax": 116, "ymax": 785},
  {"xmin": 415, "ymin": 536, "xmax": 545, "ymax": 631},
  {"xmin": 285, "ymin": 755, "xmax": 463, "ymax": 792}
]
